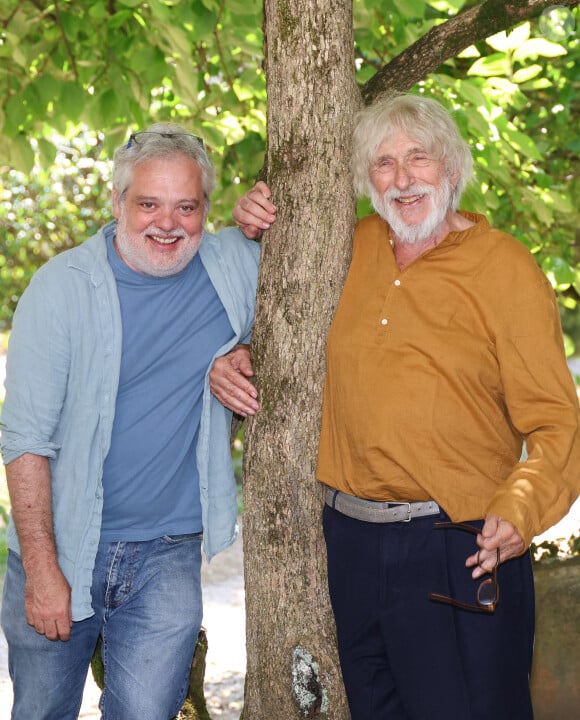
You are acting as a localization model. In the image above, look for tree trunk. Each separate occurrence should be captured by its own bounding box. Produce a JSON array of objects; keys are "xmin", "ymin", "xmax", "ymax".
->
[{"xmin": 242, "ymin": 0, "xmax": 360, "ymax": 717}]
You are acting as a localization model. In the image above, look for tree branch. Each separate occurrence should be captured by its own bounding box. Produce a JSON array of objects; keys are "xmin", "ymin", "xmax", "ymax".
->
[
  {"xmin": 53, "ymin": 0, "xmax": 79, "ymax": 81},
  {"xmin": 0, "ymin": 0, "xmax": 25, "ymax": 27},
  {"xmin": 213, "ymin": 0, "xmax": 237, "ymax": 93},
  {"xmin": 361, "ymin": 0, "xmax": 579, "ymax": 103}
]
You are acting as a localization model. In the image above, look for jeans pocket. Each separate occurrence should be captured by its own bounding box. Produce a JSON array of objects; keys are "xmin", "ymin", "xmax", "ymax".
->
[{"xmin": 161, "ymin": 532, "xmax": 203, "ymax": 545}]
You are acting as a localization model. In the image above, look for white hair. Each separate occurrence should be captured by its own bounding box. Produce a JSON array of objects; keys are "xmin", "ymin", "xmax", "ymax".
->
[{"xmin": 352, "ymin": 94, "xmax": 473, "ymax": 210}]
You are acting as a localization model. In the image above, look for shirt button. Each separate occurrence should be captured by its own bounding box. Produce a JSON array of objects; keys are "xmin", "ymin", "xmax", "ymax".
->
[
  {"xmin": 394, "ymin": 279, "xmax": 401, "ymax": 286},
  {"xmin": 381, "ymin": 318, "xmax": 388, "ymax": 326}
]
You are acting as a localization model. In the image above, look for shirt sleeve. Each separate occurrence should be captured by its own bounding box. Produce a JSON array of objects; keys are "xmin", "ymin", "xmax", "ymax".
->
[
  {"xmin": 485, "ymin": 248, "xmax": 580, "ymax": 547},
  {"xmin": 0, "ymin": 270, "xmax": 70, "ymax": 464}
]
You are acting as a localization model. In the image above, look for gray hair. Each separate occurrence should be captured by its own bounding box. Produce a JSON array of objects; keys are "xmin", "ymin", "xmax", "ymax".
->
[
  {"xmin": 352, "ymin": 94, "xmax": 473, "ymax": 210},
  {"xmin": 112, "ymin": 122, "xmax": 215, "ymax": 211}
]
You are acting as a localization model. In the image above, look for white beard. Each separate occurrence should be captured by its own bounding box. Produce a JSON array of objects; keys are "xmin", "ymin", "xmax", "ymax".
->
[{"xmin": 371, "ymin": 178, "xmax": 453, "ymax": 245}]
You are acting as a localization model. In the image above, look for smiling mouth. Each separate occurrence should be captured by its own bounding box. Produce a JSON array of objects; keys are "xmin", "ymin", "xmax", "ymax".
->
[
  {"xmin": 149, "ymin": 234, "xmax": 180, "ymax": 245},
  {"xmin": 396, "ymin": 195, "xmax": 424, "ymax": 205}
]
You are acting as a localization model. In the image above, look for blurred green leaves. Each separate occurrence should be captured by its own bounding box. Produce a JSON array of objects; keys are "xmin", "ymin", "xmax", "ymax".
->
[
  {"xmin": 0, "ymin": 136, "xmax": 112, "ymax": 330},
  {"xmin": 0, "ymin": 1, "xmax": 578, "ymax": 348},
  {"xmin": 0, "ymin": 0, "xmax": 266, "ymax": 169}
]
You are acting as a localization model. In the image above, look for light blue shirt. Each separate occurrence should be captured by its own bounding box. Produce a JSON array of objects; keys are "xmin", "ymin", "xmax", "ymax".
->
[{"xmin": 1, "ymin": 220, "xmax": 259, "ymax": 620}]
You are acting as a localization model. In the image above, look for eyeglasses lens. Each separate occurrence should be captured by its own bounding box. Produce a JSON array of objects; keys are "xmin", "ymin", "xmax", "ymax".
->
[{"xmin": 477, "ymin": 578, "xmax": 497, "ymax": 607}]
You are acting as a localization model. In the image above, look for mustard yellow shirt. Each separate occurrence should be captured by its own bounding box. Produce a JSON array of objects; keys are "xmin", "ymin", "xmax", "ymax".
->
[{"xmin": 316, "ymin": 212, "xmax": 580, "ymax": 546}]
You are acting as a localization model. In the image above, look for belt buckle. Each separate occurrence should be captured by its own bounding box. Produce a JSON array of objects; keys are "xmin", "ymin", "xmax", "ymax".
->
[{"xmin": 401, "ymin": 502, "xmax": 412, "ymax": 522}]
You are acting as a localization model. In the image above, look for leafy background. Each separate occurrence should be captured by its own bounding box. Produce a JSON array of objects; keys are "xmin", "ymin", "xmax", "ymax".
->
[
  {"xmin": 0, "ymin": 0, "xmax": 578, "ymax": 350},
  {"xmin": 0, "ymin": 2, "xmax": 579, "ymax": 555}
]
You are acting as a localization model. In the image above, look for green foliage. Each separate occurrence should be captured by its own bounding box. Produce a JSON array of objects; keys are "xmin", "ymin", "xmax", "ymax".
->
[
  {"xmin": 0, "ymin": 0, "xmax": 266, "ymax": 169},
  {"xmin": 0, "ymin": 0, "xmax": 578, "ymax": 344},
  {"xmin": 531, "ymin": 530, "xmax": 580, "ymax": 562},
  {"xmin": 0, "ymin": 135, "xmax": 111, "ymax": 329}
]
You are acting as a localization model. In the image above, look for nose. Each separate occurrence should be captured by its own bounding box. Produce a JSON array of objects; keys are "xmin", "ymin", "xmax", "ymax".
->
[
  {"xmin": 155, "ymin": 207, "xmax": 177, "ymax": 231},
  {"xmin": 393, "ymin": 161, "xmax": 412, "ymax": 190}
]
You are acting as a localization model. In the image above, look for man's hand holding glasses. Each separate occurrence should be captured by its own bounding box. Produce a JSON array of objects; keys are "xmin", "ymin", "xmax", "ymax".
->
[
  {"xmin": 429, "ymin": 514, "xmax": 526, "ymax": 614},
  {"xmin": 466, "ymin": 513, "xmax": 526, "ymax": 579}
]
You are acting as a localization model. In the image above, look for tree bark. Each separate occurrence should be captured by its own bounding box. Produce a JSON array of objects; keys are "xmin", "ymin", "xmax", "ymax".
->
[{"xmin": 242, "ymin": 1, "xmax": 359, "ymax": 718}]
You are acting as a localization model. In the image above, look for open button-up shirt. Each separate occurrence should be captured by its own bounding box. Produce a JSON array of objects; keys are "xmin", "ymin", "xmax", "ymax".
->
[{"xmin": 1, "ymin": 221, "xmax": 259, "ymax": 620}]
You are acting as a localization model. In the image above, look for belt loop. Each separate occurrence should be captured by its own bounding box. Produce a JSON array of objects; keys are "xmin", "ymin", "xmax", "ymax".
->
[{"xmin": 331, "ymin": 490, "xmax": 339, "ymax": 510}]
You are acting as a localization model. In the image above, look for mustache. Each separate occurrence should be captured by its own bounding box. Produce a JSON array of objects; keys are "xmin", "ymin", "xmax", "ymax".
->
[
  {"xmin": 382, "ymin": 183, "xmax": 435, "ymax": 202},
  {"xmin": 142, "ymin": 225, "xmax": 189, "ymax": 239}
]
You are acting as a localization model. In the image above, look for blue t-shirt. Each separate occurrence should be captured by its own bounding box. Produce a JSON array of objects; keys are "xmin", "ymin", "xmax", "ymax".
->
[{"xmin": 100, "ymin": 236, "xmax": 233, "ymax": 541}]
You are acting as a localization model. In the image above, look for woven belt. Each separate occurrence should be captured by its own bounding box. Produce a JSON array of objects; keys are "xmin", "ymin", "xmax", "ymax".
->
[{"xmin": 325, "ymin": 488, "xmax": 440, "ymax": 524}]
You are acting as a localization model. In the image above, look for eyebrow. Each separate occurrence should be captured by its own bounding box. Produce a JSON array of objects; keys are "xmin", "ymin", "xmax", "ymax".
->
[
  {"xmin": 134, "ymin": 195, "xmax": 202, "ymax": 207},
  {"xmin": 375, "ymin": 146, "xmax": 428, "ymax": 162}
]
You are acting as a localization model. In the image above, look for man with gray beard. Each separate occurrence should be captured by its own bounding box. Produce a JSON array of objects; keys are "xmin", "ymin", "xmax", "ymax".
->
[
  {"xmin": 1, "ymin": 124, "xmax": 260, "ymax": 720},
  {"xmin": 213, "ymin": 94, "xmax": 580, "ymax": 720}
]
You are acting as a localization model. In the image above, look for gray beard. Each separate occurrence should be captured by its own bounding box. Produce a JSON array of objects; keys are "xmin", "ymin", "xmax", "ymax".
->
[
  {"xmin": 371, "ymin": 179, "xmax": 452, "ymax": 245},
  {"xmin": 115, "ymin": 210, "xmax": 196, "ymax": 278}
]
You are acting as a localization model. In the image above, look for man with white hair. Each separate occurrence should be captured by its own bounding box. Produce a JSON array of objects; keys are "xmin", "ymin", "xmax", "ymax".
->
[
  {"xmin": 213, "ymin": 94, "xmax": 580, "ymax": 719},
  {"xmin": 1, "ymin": 124, "xmax": 259, "ymax": 719}
]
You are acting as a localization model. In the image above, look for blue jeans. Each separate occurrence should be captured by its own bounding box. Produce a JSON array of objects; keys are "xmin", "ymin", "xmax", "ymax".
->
[{"xmin": 1, "ymin": 533, "xmax": 203, "ymax": 720}]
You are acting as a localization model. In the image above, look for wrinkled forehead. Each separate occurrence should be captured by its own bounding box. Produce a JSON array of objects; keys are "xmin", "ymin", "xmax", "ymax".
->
[
  {"xmin": 373, "ymin": 130, "xmax": 433, "ymax": 160},
  {"xmin": 135, "ymin": 152, "xmax": 200, "ymax": 181}
]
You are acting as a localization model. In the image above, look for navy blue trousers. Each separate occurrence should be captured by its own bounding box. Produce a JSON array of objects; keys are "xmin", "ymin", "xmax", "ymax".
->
[{"xmin": 323, "ymin": 505, "xmax": 535, "ymax": 720}]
